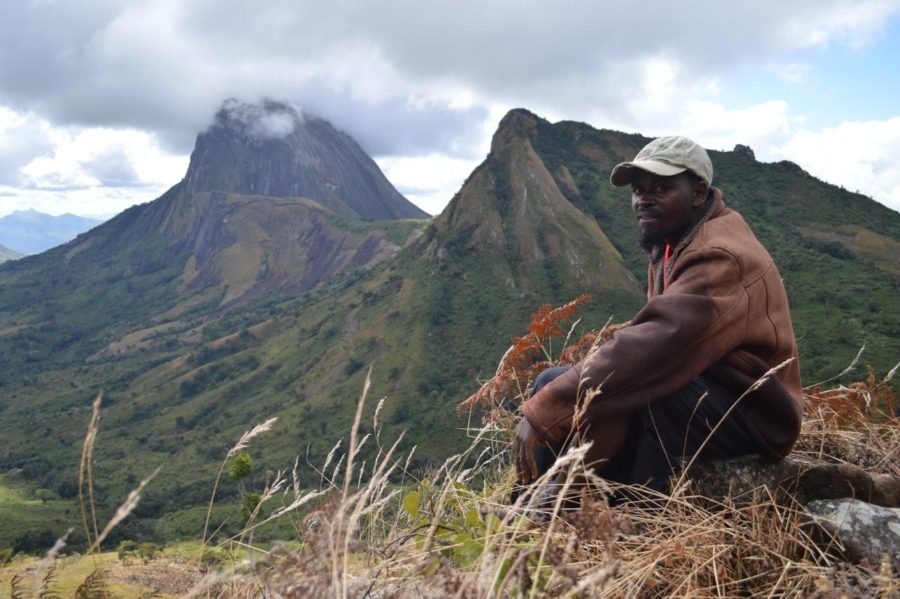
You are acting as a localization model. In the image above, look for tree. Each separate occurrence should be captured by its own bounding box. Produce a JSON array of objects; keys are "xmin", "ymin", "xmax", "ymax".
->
[
  {"xmin": 228, "ymin": 453, "xmax": 253, "ymax": 487},
  {"xmin": 33, "ymin": 488, "xmax": 59, "ymax": 504},
  {"xmin": 229, "ymin": 452, "xmax": 259, "ymax": 525}
]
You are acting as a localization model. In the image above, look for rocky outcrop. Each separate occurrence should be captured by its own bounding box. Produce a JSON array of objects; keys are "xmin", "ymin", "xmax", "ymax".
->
[
  {"xmin": 690, "ymin": 456, "xmax": 900, "ymax": 569},
  {"xmin": 183, "ymin": 99, "xmax": 427, "ymax": 220},
  {"xmin": 776, "ymin": 160, "xmax": 810, "ymax": 177},
  {"xmin": 733, "ymin": 144, "xmax": 756, "ymax": 160},
  {"xmin": 806, "ymin": 499, "xmax": 900, "ymax": 569}
]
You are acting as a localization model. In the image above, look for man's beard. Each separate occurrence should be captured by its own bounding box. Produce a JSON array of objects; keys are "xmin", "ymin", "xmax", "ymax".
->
[
  {"xmin": 639, "ymin": 229, "xmax": 667, "ymax": 254},
  {"xmin": 638, "ymin": 194, "xmax": 713, "ymax": 254}
]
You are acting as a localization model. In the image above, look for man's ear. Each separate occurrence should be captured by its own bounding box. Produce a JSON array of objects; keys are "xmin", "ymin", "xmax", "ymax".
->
[{"xmin": 693, "ymin": 181, "xmax": 709, "ymax": 207}]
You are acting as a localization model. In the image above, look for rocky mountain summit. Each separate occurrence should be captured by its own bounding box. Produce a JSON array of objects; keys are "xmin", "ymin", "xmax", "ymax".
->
[{"xmin": 183, "ymin": 99, "xmax": 427, "ymax": 220}]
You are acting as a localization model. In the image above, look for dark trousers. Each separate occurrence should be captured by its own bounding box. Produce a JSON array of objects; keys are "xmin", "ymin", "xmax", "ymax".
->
[{"xmin": 531, "ymin": 366, "xmax": 761, "ymax": 492}]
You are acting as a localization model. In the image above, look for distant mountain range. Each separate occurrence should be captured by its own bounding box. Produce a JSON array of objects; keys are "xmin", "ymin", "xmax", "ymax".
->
[
  {"xmin": 0, "ymin": 244, "xmax": 23, "ymax": 263},
  {"xmin": 0, "ymin": 210, "xmax": 103, "ymax": 255},
  {"xmin": 0, "ymin": 101, "xmax": 897, "ymax": 549}
]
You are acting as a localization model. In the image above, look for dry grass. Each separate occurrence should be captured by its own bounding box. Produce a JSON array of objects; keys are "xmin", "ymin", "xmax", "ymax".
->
[
  {"xmin": 246, "ymin": 360, "xmax": 897, "ymax": 598},
  {"xmin": 7, "ymin": 324, "xmax": 899, "ymax": 597}
]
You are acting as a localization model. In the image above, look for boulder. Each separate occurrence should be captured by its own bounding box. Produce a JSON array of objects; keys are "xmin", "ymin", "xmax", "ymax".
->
[
  {"xmin": 805, "ymin": 499, "xmax": 900, "ymax": 569},
  {"xmin": 688, "ymin": 455, "xmax": 900, "ymax": 507}
]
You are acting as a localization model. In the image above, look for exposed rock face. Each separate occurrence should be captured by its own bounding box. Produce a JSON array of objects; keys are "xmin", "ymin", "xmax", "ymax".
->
[
  {"xmin": 805, "ymin": 499, "xmax": 900, "ymax": 569},
  {"xmin": 183, "ymin": 99, "xmax": 427, "ymax": 220},
  {"xmin": 733, "ymin": 144, "xmax": 756, "ymax": 160},
  {"xmin": 155, "ymin": 189, "xmax": 408, "ymax": 308}
]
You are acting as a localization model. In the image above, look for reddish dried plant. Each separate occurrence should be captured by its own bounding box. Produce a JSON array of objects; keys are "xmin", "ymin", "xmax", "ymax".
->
[
  {"xmin": 458, "ymin": 294, "xmax": 629, "ymax": 416},
  {"xmin": 804, "ymin": 365, "xmax": 898, "ymax": 427}
]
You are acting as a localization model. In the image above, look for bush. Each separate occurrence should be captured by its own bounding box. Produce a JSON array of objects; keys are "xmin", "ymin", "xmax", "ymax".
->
[
  {"xmin": 137, "ymin": 542, "xmax": 161, "ymax": 563},
  {"xmin": 33, "ymin": 488, "xmax": 59, "ymax": 503},
  {"xmin": 117, "ymin": 539, "xmax": 138, "ymax": 564}
]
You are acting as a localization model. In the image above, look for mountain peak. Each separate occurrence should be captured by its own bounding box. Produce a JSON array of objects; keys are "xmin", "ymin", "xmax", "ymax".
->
[
  {"xmin": 182, "ymin": 99, "xmax": 427, "ymax": 220},
  {"xmin": 491, "ymin": 108, "xmax": 542, "ymax": 153},
  {"xmin": 435, "ymin": 111, "xmax": 639, "ymax": 297},
  {"xmin": 210, "ymin": 98, "xmax": 304, "ymax": 144}
]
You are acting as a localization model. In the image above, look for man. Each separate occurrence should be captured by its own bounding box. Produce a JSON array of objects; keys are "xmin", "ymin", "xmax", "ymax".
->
[{"xmin": 514, "ymin": 136, "xmax": 803, "ymax": 494}]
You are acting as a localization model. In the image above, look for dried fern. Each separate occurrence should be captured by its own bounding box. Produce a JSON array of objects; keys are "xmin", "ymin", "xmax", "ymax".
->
[
  {"xmin": 73, "ymin": 568, "xmax": 113, "ymax": 599},
  {"xmin": 10, "ymin": 574, "xmax": 26, "ymax": 599},
  {"xmin": 458, "ymin": 294, "xmax": 597, "ymax": 414},
  {"xmin": 37, "ymin": 561, "xmax": 63, "ymax": 599}
]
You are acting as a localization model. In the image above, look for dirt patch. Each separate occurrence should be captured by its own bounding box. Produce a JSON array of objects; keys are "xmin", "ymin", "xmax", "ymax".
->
[{"xmin": 106, "ymin": 559, "xmax": 203, "ymax": 597}]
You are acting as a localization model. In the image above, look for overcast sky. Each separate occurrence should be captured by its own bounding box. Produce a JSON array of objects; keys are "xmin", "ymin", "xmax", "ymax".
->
[{"xmin": 1, "ymin": 0, "xmax": 899, "ymax": 218}]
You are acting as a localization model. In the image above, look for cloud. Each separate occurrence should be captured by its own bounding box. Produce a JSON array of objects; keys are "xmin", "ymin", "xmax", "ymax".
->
[
  {"xmin": 772, "ymin": 117, "xmax": 900, "ymax": 211},
  {"xmin": 776, "ymin": 0, "xmax": 900, "ymax": 49},
  {"xmin": 16, "ymin": 123, "xmax": 184, "ymax": 191},
  {"xmin": 0, "ymin": 0, "xmax": 898, "ymax": 215},
  {"xmin": 216, "ymin": 99, "xmax": 301, "ymax": 140},
  {"xmin": 78, "ymin": 148, "xmax": 142, "ymax": 188},
  {"xmin": 3, "ymin": 0, "xmax": 897, "ymax": 156},
  {"xmin": 0, "ymin": 108, "xmax": 54, "ymax": 185},
  {"xmin": 375, "ymin": 154, "xmax": 485, "ymax": 215}
]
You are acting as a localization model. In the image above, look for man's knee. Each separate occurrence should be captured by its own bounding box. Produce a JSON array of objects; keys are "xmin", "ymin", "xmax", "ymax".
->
[{"xmin": 532, "ymin": 366, "xmax": 570, "ymax": 395}]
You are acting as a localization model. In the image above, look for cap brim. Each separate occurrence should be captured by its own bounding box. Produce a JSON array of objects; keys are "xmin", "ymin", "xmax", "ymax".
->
[{"xmin": 609, "ymin": 160, "xmax": 687, "ymax": 187}]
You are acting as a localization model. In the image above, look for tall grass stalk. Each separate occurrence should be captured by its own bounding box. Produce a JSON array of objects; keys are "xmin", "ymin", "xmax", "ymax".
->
[
  {"xmin": 201, "ymin": 417, "xmax": 278, "ymax": 547},
  {"xmin": 77, "ymin": 391, "xmax": 103, "ymax": 552}
]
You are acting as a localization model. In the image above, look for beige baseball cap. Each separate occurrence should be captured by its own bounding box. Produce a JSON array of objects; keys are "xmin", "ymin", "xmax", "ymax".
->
[{"xmin": 610, "ymin": 136, "xmax": 713, "ymax": 187}]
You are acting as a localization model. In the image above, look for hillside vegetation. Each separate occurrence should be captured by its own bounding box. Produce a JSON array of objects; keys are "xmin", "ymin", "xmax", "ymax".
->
[
  {"xmin": 2, "ymin": 311, "xmax": 896, "ymax": 596},
  {"xmin": 0, "ymin": 108, "xmax": 897, "ymax": 551}
]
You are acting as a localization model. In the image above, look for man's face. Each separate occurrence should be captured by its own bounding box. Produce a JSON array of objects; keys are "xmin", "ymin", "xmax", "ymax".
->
[{"xmin": 630, "ymin": 170, "xmax": 707, "ymax": 250}]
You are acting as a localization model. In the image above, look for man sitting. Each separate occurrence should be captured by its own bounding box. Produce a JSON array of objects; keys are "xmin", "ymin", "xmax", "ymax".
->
[{"xmin": 514, "ymin": 136, "xmax": 803, "ymax": 495}]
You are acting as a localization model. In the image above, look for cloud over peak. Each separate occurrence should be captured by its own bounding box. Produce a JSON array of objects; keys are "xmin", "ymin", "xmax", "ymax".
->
[{"xmin": 214, "ymin": 98, "xmax": 303, "ymax": 141}]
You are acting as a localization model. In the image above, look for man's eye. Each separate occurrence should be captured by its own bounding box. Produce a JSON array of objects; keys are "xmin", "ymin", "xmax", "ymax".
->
[{"xmin": 653, "ymin": 185, "xmax": 665, "ymax": 194}]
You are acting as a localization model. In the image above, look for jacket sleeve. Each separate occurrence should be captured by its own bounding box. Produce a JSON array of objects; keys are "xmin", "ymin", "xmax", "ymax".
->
[{"xmin": 522, "ymin": 247, "xmax": 749, "ymax": 443}]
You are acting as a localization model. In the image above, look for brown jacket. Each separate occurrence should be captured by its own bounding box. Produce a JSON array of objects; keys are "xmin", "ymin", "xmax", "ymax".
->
[{"xmin": 522, "ymin": 190, "xmax": 803, "ymax": 458}]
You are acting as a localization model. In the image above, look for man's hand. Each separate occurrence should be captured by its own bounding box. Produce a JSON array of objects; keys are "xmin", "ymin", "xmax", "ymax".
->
[{"xmin": 514, "ymin": 418, "xmax": 540, "ymax": 484}]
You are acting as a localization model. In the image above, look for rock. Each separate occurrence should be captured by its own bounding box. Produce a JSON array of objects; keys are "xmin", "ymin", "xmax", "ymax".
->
[
  {"xmin": 805, "ymin": 499, "xmax": 900, "ymax": 569},
  {"xmin": 733, "ymin": 144, "xmax": 756, "ymax": 160},
  {"xmin": 776, "ymin": 160, "xmax": 810, "ymax": 177},
  {"xmin": 689, "ymin": 456, "xmax": 900, "ymax": 507}
]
